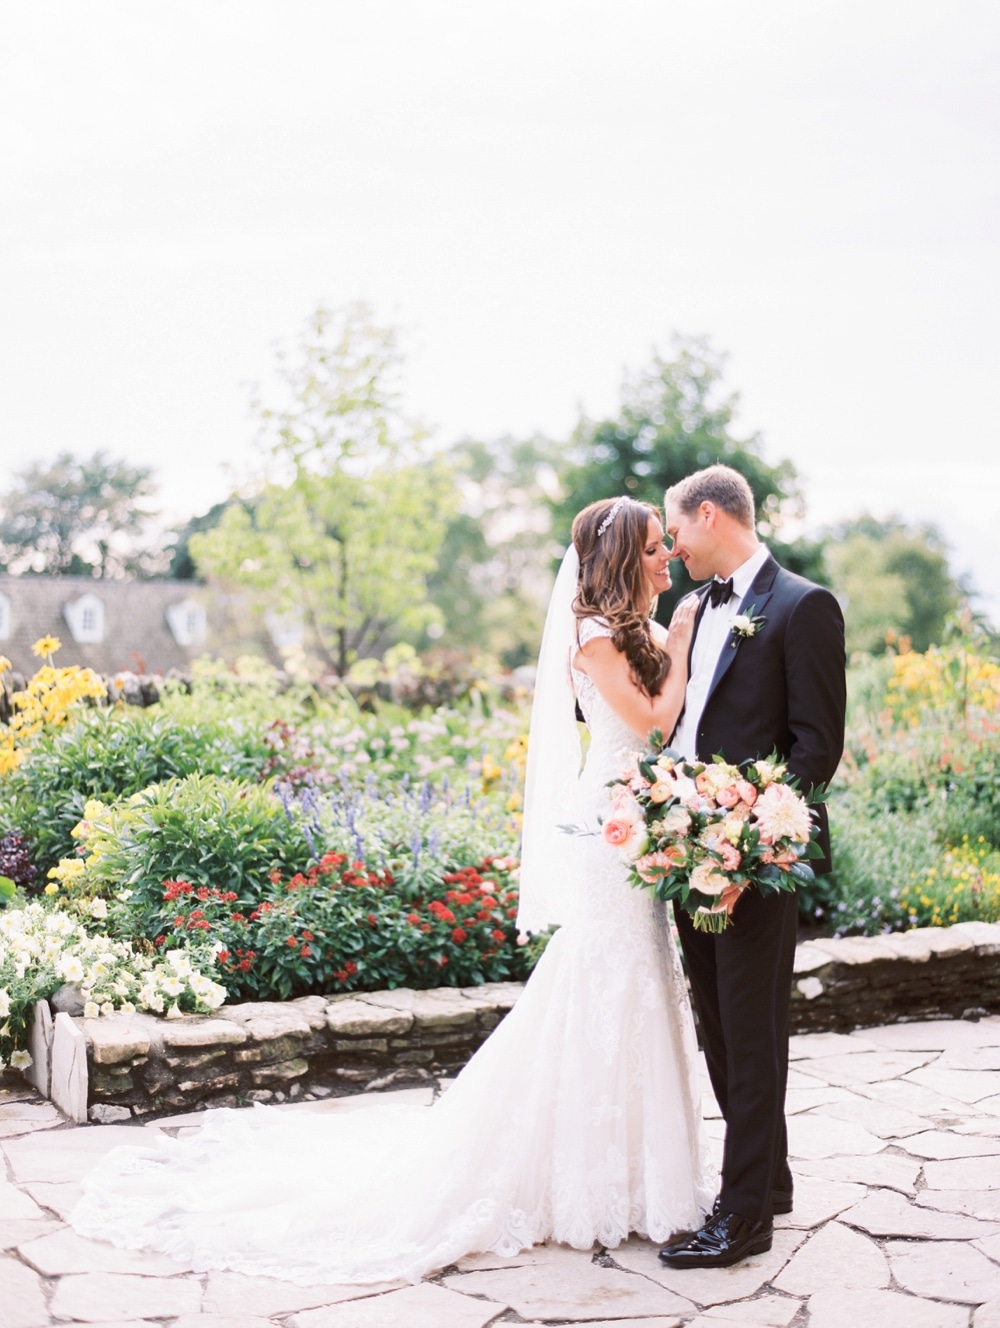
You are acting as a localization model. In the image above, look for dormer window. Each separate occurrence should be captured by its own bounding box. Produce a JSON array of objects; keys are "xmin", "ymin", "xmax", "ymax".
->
[
  {"xmin": 63, "ymin": 593, "xmax": 105, "ymax": 644},
  {"xmin": 166, "ymin": 598, "xmax": 207, "ymax": 646},
  {"xmin": 0, "ymin": 592, "xmax": 9, "ymax": 641}
]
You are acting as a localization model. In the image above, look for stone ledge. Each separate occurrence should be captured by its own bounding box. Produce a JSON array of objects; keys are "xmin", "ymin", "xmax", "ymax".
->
[
  {"xmin": 25, "ymin": 921, "xmax": 1000, "ymax": 1123},
  {"xmin": 789, "ymin": 921, "xmax": 1000, "ymax": 1032}
]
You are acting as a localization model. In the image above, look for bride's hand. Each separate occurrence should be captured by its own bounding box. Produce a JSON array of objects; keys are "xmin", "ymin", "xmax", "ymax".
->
[{"xmin": 665, "ymin": 594, "xmax": 699, "ymax": 657}]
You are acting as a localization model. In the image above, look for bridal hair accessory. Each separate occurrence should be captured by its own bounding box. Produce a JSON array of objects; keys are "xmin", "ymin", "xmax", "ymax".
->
[
  {"xmin": 516, "ymin": 544, "xmax": 582, "ymax": 935},
  {"xmin": 597, "ymin": 497, "xmax": 628, "ymax": 537}
]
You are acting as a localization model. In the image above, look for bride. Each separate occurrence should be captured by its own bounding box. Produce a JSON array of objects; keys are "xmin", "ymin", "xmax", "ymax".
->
[{"xmin": 70, "ymin": 495, "xmax": 715, "ymax": 1285}]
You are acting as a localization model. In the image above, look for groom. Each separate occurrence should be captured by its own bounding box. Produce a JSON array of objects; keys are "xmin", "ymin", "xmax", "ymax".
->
[{"xmin": 658, "ymin": 464, "xmax": 846, "ymax": 1270}]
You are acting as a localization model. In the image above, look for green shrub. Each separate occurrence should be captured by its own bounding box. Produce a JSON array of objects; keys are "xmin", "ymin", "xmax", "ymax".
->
[
  {"xmin": 1, "ymin": 710, "xmax": 272, "ymax": 876},
  {"xmin": 79, "ymin": 775, "xmax": 312, "ymax": 931}
]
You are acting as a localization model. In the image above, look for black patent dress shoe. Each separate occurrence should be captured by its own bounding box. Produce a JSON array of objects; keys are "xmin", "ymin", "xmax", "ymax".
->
[
  {"xmin": 658, "ymin": 1210, "xmax": 774, "ymax": 1268},
  {"xmin": 709, "ymin": 1189, "xmax": 793, "ymax": 1218}
]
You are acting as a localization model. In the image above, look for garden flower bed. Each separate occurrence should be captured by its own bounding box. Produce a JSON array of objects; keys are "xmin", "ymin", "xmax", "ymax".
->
[{"xmin": 3, "ymin": 629, "xmax": 1000, "ymax": 1118}]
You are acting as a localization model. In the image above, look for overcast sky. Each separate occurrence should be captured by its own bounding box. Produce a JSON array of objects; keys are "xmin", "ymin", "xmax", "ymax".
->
[{"xmin": 2, "ymin": 1, "xmax": 998, "ymax": 619}]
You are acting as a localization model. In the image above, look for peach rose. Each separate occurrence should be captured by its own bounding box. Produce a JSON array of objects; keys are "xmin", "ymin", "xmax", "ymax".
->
[
  {"xmin": 715, "ymin": 785, "xmax": 740, "ymax": 809},
  {"xmin": 602, "ymin": 816, "xmax": 647, "ymax": 861},
  {"xmin": 649, "ymin": 780, "xmax": 674, "ymax": 804},
  {"xmin": 735, "ymin": 779, "xmax": 757, "ymax": 806},
  {"xmin": 603, "ymin": 818, "xmax": 634, "ymax": 848}
]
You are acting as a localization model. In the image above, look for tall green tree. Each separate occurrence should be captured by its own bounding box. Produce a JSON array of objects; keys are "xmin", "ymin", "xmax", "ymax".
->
[
  {"xmin": 0, "ymin": 450, "xmax": 166, "ymax": 577},
  {"xmin": 551, "ymin": 337, "xmax": 826, "ymax": 611},
  {"xmin": 825, "ymin": 515, "xmax": 967, "ymax": 655},
  {"xmin": 190, "ymin": 304, "xmax": 455, "ymax": 676}
]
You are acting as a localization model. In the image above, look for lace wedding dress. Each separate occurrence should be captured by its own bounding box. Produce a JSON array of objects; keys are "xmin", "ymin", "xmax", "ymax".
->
[{"xmin": 70, "ymin": 617, "xmax": 714, "ymax": 1285}]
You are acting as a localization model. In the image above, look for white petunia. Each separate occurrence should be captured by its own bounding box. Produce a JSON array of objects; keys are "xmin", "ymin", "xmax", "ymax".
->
[
  {"xmin": 83, "ymin": 1001, "xmax": 100, "ymax": 1019},
  {"xmin": 165, "ymin": 951, "xmax": 192, "ymax": 978},
  {"xmin": 160, "ymin": 976, "xmax": 184, "ymax": 997},
  {"xmin": 0, "ymin": 989, "xmax": 10, "ymax": 1018},
  {"xmin": 10, "ymin": 1049, "xmax": 32, "ymax": 1071}
]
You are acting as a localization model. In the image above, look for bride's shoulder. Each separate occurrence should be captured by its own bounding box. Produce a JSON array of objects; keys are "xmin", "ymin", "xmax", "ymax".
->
[{"xmin": 576, "ymin": 615, "xmax": 614, "ymax": 647}]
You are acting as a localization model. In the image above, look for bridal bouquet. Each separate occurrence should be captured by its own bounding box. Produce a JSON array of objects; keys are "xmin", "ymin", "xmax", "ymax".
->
[{"xmin": 601, "ymin": 732, "xmax": 823, "ymax": 932}]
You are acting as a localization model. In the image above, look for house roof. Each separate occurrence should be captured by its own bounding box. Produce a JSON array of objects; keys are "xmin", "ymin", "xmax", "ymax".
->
[{"xmin": 0, "ymin": 575, "xmax": 210, "ymax": 677}]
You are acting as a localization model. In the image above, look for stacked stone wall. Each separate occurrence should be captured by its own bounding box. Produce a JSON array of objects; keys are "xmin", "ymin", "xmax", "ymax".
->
[{"xmin": 24, "ymin": 921, "xmax": 1000, "ymax": 1124}]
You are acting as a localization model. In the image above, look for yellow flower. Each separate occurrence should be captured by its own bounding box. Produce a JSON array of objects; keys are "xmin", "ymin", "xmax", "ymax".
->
[
  {"xmin": 44, "ymin": 883, "xmax": 59, "ymax": 895},
  {"xmin": 31, "ymin": 635, "xmax": 62, "ymax": 659},
  {"xmin": 0, "ymin": 655, "xmax": 11, "ymax": 673}
]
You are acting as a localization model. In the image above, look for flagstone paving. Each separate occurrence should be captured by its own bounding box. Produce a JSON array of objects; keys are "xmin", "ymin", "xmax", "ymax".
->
[{"xmin": 1, "ymin": 1016, "xmax": 999, "ymax": 1326}]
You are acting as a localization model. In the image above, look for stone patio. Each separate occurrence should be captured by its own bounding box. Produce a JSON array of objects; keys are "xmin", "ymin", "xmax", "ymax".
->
[{"xmin": 2, "ymin": 1015, "xmax": 999, "ymax": 1327}]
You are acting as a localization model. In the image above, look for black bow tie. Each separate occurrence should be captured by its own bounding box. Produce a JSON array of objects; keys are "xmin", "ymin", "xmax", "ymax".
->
[{"xmin": 708, "ymin": 577, "xmax": 735, "ymax": 608}]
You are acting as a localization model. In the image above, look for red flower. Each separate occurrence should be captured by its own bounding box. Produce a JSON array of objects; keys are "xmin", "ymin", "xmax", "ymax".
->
[
  {"xmin": 367, "ymin": 912, "xmax": 377, "ymax": 925},
  {"xmin": 230, "ymin": 912, "xmax": 246, "ymax": 923},
  {"xmin": 216, "ymin": 949, "xmax": 230, "ymax": 963},
  {"xmin": 451, "ymin": 927, "xmax": 467, "ymax": 944},
  {"xmin": 269, "ymin": 869, "xmax": 283, "ymax": 884},
  {"xmin": 197, "ymin": 886, "xmax": 210, "ymax": 901},
  {"xmin": 455, "ymin": 892, "xmax": 473, "ymax": 906},
  {"xmin": 301, "ymin": 930, "xmax": 315, "ymax": 941},
  {"xmin": 492, "ymin": 929, "xmax": 506, "ymax": 943},
  {"xmin": 300, "ymin": 945, "xmax": 312, "ymax": 958},
  {"xmin": 345, "ymin": 960, "xmax": 358, "ymax": 975},
  {"xmin": 286, "ymin": 936, "xmax": 299, "ymax": 947},
  {"xmin": 407, "ymin": 912, "xmax": 421, "ymax": 925}
]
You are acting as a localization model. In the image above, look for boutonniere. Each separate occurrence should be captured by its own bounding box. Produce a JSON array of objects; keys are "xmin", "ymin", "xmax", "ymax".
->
[{"xmin": 730, "ymin": 606, "xmax": 766, "ymax": 646}]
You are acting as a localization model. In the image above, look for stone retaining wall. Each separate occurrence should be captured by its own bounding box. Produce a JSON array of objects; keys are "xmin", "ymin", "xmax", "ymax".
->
[{"xmin": 25, "ymin": 921, "xmax": 1000, "ymax": 1124}]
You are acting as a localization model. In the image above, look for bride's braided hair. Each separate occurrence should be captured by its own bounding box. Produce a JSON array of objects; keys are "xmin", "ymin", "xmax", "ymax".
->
[{"xmin": 571, "ymin": 497, "xmax": 671, "ymax": 699}]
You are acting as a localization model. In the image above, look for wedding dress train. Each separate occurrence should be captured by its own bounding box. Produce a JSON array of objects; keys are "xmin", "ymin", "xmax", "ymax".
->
[{"xmin": 70, "ymin": 619, "xmax": 715, "ymax": 1285}]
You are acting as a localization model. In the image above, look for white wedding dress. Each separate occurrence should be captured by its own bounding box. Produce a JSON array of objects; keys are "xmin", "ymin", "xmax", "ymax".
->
[{"xmin": 71, "ymin": 618, "xmax": 714, "ymax": 1285}]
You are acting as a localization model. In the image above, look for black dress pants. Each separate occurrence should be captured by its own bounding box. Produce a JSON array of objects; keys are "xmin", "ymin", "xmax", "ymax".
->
[{"xmin": 674, "ymin": 885, "xmax": 799, "ymax": 1222}]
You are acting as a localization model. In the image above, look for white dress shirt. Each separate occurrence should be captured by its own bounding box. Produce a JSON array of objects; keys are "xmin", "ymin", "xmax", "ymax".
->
[{"xmin": 671, "ymin": 544, "xmax": 770, "ymax": 761}]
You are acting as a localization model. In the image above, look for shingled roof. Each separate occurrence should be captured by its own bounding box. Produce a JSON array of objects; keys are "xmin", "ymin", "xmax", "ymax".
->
[{"xmin": 0, "ymin": 575, "xmax": 212, "ymax": 676}]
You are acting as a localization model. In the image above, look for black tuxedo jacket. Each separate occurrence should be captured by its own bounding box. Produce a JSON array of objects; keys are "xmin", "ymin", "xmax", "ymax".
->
[{"xmin": 678, "ymin": 555, "xmax": 846, "ymax": 874}]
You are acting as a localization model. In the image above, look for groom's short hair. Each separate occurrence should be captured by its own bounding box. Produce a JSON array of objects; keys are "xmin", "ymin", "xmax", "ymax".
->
[{"xmin": 666, "ymin": 465, "xmax": 756, "ymax": 529}]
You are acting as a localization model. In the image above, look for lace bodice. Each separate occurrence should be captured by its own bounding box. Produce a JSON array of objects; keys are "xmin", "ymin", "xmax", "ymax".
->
[{"xmin": 571, "ymin": 616, "xmax": 641, "ymax": 797}]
